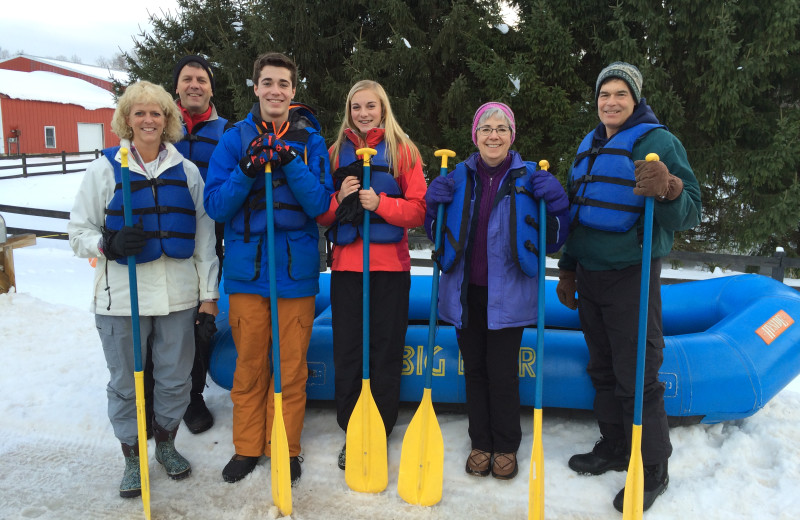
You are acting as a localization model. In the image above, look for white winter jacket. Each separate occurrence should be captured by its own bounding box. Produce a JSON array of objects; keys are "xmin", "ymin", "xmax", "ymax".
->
[{"xmin": 68, "ymin": 140, "xmax": 219, "ymax": 316}]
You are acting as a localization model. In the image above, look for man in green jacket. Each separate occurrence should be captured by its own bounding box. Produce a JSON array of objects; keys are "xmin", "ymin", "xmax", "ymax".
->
[{"xmin": 557, "ymin": 62, "xmax": 702, "ymax": 513}]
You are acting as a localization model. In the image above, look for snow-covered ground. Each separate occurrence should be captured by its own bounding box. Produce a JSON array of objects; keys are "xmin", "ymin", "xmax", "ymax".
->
[{"xmin": 3, "ymin": 171, "xmax": 800, "ymax": 519}]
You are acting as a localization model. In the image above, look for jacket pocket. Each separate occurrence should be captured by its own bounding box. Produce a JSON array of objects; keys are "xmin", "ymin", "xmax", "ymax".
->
[
  {"xmin": 286, "ymin": 230, "xmax": 319, "ymax": 281},
  {"xmin": 223, "ymin": 237, "xmax": 263, "ymax": 281}
]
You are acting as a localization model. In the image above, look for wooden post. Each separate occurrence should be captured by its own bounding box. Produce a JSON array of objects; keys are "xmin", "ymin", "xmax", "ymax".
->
[{"xmin": 0, "ymin": 234, "xmax": 37, "ymax": 294}]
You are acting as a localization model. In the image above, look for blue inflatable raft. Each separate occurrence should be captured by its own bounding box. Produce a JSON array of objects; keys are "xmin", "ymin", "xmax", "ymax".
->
[{"xmin": 209, "ymin": 273, "xmax": 800, "ymax": 424}]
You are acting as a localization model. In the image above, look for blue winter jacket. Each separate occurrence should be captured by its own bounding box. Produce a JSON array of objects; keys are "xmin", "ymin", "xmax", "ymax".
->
[
  {"xmin": 428, "ymin": 151, "xmax": 569, "ymax": 329},
  {"xmin": 203, "ymin": 105, "xmax": 333, "ymax": 298}
]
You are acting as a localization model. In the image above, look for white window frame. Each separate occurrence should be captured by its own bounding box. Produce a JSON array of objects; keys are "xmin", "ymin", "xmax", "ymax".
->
[{"xmin": 44, "ymin": 126, "xmax": 56, "ymax": 149}]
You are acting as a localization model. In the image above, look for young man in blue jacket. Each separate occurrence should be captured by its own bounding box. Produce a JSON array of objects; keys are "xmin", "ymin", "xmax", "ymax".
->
[{"xmin": 204, "ymin": 52, "xmax": 333, "ymax": 485}]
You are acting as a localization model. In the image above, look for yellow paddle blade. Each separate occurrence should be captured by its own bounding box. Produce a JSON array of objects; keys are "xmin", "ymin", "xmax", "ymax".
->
[
  {"xmin": 345, "ymin": 379, "xmax": 388, "ymax": 493},
  {"xmin": 134, "ymin": 372, "xmax": 151, "ymax": 520},
  {"xmin": 271, "ymin": 392, "xmax": 292, "ymax": 516},
  {"xmin": 622, "ymin": 424, "xmax": 644, "ymax": 520},
  {"xmin": 528, "ymin": 408, "xmax": 544, "ymax": 520},
  {"xmin": 398, "ymin": 388, "xmax": 444, "ymax": 506}
]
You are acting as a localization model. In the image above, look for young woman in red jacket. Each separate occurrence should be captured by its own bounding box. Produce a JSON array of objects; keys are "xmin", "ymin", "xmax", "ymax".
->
[{"xmin": 318, "ymin": 80, "xmax": 427, "ymax": 470}]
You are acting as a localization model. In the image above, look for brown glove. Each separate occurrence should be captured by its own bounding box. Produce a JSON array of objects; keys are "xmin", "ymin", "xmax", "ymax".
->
[
  {"xmin": 556, "ymin": 270, "xmax": 578, "ymax": 310},
  {"xmin": 633, "ymin": 160, "xmax": 670, "ymax": 198}
]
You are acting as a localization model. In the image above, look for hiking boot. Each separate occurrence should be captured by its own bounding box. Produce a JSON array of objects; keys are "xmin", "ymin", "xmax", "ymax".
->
[
  {"xmin": 153, "ymin": 423, "xmax": 191, "ymax": 480},
  {"xmin": 491, "ymin": 452, "xmax": 518, "ymax": 480},
  {"xmin": 613, "ymin": 461, "xmax": 669, "ymax": 512},
  {"xmin": 465, "ymin": 449, "xmax": 491, "ymax": 477},
  {"xmin": 568, "ymin": 437, "xmax": 628, "ymax": 475},
  {"xmin": 223, "ymin": 454, "xmax": 259, "ymax": 483},
  {"xmin": 183, "ymin": 394, "xmax": 213, "ymax": 434},
  {"xmin": 120, "ymin": 443, "xmax": 141, "ymax": 498},
  {"xmin": 337, "ymin": 443, "xmax": 346, "ymax": 470},
  {"xmin": 291, "ymin": 456, "xmax": 303, "ymax": 487}
]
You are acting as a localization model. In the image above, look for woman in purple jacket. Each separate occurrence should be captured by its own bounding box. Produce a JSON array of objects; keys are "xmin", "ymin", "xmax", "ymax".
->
[{"xmin": 424, "ymin": 102, "xmax": 569, "ymax": 480}]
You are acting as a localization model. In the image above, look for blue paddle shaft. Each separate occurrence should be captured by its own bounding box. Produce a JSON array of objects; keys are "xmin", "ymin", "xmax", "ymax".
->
[
  {"xmin": 266, "ymin": 165, "xmax": 282, "ymax": 393},
  {"xmin": 534, "ymin": 199, "xmax": 546, "ymax": 409},
  {"xmin": 362, "ymin": 162, "xmax": 371, "ymax": 380},
  {"xmin": 633, "ymin": 197, "xmax": 655, "ymax": 423},
  {"xmin": 120, "ymin": 155, "xmax": 143, "ymax": 373},
  {"xmin": 425, "ymin": 164, "xmax": 449, "ymax": 389}
]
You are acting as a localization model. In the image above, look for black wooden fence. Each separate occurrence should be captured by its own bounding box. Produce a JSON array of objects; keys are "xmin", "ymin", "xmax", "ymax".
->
[{"xmin": 0, "ymin": 151, "xmax": 101, "ymax": 180}]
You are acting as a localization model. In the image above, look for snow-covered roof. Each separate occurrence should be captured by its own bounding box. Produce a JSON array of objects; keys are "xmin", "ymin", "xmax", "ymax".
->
[
  {"xmin": 0, "ymin": 69, "xmax": 116, "ymax": 110},
  {"xmin": 0, "ymin": 55, "xmax": 129, "ymax": 85},
  {"xmin": 29, "ymin": 56, "xmax": 129, "ymax": 85}
]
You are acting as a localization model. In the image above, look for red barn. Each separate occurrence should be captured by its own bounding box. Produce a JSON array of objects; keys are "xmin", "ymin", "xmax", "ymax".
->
[{"xmin": 0, "ymin": 55, "xmax": 127, "ymax": 155}]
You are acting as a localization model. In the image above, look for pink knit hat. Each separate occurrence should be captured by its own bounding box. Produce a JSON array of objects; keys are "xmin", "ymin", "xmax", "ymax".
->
[{"xmin": 472, "ymin": 102, "xmax": 516, "ymax": 146}]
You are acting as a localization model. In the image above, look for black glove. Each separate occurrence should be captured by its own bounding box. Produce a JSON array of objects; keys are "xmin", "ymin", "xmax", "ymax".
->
[
  {"xmin": 265, "ymin": 135, "xmax": 298, "ymax": 167},
  {"xmin": 335, "ymin": 191, "xmax": 364, "ymax": 224},
  {"xmin": 102, "ymin": 224, "xmax": 147, "ymax": 260},
  {"xmin": 195, "ymin": 312, "xmax": 217, "ymax": 345},
  {"xmin": 239, "ymin": 134, "xmax": 270, "ymax": 178}
]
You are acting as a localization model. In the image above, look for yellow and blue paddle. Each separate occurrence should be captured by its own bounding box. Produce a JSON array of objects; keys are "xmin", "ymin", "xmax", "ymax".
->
[
  {"xmin": 266, "ymin": 162, "xmax": 292, "ymax": 516},
  {"xmin": 528, "ymin": 159, "xmax": 550, "ymax": 520},
  {"xmin": 622, "ymin": 152, "xmax": 659, "ymax": 520},
  {"xmin": 345, "ymin": 147, "xmax": 388, "ymax": 493},
  {"xmin": 397, "ymin": 149, "xmax": 455, "ymax": 506},
  {"xmin": 120, "ymin": 148, "xmax": 151, "ymax": 520}
]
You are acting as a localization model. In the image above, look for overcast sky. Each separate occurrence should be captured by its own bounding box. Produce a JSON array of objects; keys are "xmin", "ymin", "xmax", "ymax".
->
[{"xmin": 0, "ymin": 0, "xmax": 180, "ymax": 66}]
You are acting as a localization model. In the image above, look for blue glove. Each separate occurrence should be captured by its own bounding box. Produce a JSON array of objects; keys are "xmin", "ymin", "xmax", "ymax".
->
[
  {"xmin": 426, "ymin": 176, "xmax": 455, "ymax": 206},
  {"xmin": 528, "ymin": 171, "xmax": 568, "ymax": 214}
]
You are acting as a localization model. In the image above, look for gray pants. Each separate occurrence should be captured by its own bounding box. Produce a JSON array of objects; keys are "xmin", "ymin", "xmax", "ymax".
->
[{"xmin": 95, "ymin": 308, "xmax": 195, "ymax": 445}]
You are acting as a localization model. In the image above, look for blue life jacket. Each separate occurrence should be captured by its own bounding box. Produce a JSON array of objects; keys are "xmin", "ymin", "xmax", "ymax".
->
[
  {"xmin": 102, "ymin": 146, "xmax": 196, "ymax": 265},
  {"xmin": 569, "ymin": 123, "xmax": 663, "ymax": 232},
  {"xmin": 435, "ymin": 163, "xmax": 541, "ymax": 278},
  {"xmin": 174, "ymin": 116, "xmax": 228, "ymax": 181},
  {"xmin": 327, "ymin": 140, "xmax": 404, "ymax": 245},
  {"xmin": 233, "ymin": 105, "xmax": 326, "ymax": 239}
]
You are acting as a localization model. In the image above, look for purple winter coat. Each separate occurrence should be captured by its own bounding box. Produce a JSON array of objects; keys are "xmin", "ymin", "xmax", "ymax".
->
[{"xmin": 425, "ymin": 151, "xmax": 569, "ymax": 330}]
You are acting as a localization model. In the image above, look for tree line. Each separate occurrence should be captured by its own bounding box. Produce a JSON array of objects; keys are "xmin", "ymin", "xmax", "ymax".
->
[{"xmin": 124, "ymin": 0, "xmax": 800, "ymax": 256}]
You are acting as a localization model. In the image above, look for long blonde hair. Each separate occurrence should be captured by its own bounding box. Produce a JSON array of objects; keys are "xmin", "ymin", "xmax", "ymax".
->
[{"xmin": 330, "ymin": 80, "xmax": 421, "ymax": 177}]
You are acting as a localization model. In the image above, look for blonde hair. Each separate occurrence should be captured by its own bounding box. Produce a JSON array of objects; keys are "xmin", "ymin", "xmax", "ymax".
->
[
  {"xmin": 111, "ymin": 80, "xmax": 183, "ymax": 143},
  {"xmin": 330, "ymin": 80, "xmax": 421, "ymax": 178}
]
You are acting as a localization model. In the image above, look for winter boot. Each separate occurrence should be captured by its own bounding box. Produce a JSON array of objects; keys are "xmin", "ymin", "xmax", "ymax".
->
[
  {"xmin": 491, "ymin": 452, "xmax": 518, "ymax": 480},
  {"xmin": 613, "ymin": 460, "xmax": 669, "ymax": 513},
  {"xmin": 568, "ymin": 437, "xmax": 628, "ymax": 475},
  {"xmin": 153, "ymin": 422, "xmax": 191, "ymax": 480},
  {"xmin": 337, "ymin": 443, "xmax": 346, "ymax": 470},
  {"xmin": 183, "ymin": 393, "xmax": 213, "ymax": 434},
  {"xmin": 290, "ymin": 456, "xmax": 303, "ymax": 487},
  {"xmin": 120, "ymin": 443, "xmax": 141, "ymax": 498},
  {"xmin": 465, "ymin": 449, "xmax": 491, "ymax": 477},
  {"xmin": 222, "ymin": 454, "xmax": 259, "ymax": 483}
]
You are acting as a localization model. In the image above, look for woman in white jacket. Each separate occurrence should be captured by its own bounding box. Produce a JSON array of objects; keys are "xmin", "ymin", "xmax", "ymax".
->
[{"xmin": 68, "ymin": 81, "xmax": 219, "ymax": 499}]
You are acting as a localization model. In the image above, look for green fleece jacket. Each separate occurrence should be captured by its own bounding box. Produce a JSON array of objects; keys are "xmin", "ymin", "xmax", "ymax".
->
[{"xmin": 558, "ymin": 127, "xmax": 702, "ymax": 272}]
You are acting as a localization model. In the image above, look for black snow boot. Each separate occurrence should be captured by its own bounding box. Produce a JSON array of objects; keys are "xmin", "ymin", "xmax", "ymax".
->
[
  {"xmin": 613, "ymin": 460, "xmax": 669, "ymax": 513},
  {"xmin": 120, "ymin": 443, "xmax": 141, "ymax": 498},
  {"xmin": 183, "ymin": 393, "xmax": 213, "ymax": 434},
  {"xmin": 153, "ymin": 422, "xmax": 192, "ymax": 480},
  {"xmin": 568, "ymin": 436, "xmax": 628, "ymax": 475},
  {"xmin": 222, "ymin": 454, "xmax": 259, "ymax": 483},
  {"xmin": 290, "ymin": 456, "xmax": 303, "ymax": 487}
]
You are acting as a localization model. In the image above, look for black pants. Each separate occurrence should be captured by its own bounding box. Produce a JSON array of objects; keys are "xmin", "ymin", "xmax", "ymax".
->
[
  {"xmin": 331, "ymin": 270, "xmax": 410, "ymax": 436},
  {"xmin": 577, "ymin": 259, "xmax": 672, "ymax": 465},
  {"xmin": 457, "ymin": 284, "xmax": 524, "ymax": 454}
]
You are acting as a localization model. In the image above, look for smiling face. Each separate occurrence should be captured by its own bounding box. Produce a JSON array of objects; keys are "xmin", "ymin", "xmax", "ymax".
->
[
  {"xmin": 175, "ymin": 63, "xmax": 212, "ymax": 115},
  {"xmin": 253, "ymin": 65, "xmax": 295, "ymax": 123},
  {"xmin": 597, "ymin": 78, "xmax": 635, "ymax": 137},
  {"xmin": 475, "ymin": 114, "xmax": 512, "ymax": 167},
  {"xmin": 349, "ymin": 88, "xmax": 383, "ymax": 134},
  {"xmin": 126, "ymin": 102, "xmax": 165, "ymax": 149}
]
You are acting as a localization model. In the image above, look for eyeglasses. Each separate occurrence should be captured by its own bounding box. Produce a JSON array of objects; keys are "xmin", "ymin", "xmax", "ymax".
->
[{"xmin": 476, "ymin": 125, "xmax": 511, "ymax": 137}]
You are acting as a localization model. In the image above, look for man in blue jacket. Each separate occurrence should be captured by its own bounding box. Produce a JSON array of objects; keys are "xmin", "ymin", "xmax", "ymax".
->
[{"xmin": 204, "ymin": 52, "xmax": 333, "ymax": 486}]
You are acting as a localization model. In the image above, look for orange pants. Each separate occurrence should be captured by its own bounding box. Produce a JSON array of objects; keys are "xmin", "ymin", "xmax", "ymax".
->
[{"xmin": 228, "ymin": 293, "xmax": 314, "ymax": 457}]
